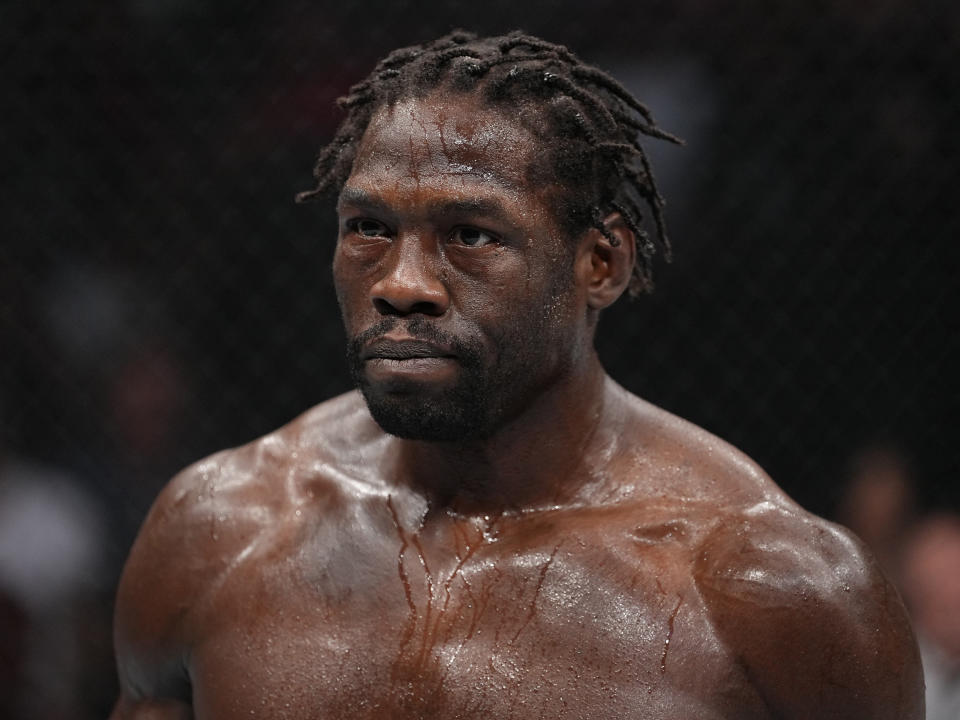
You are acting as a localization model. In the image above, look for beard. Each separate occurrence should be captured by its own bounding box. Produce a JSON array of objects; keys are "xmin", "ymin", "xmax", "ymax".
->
[
  {"xmin": 346, "ymin": 317, "xmax": 498, "ymax": 442},
  {"xmin": 346, "ymin": 306, "xmax": 566, "ymax": 443}
]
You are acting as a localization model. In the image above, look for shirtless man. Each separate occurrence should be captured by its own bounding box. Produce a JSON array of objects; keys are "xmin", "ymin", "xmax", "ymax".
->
[{"xmin": 111, "ymin": 32, "xmax": 924, "ymax": 719}]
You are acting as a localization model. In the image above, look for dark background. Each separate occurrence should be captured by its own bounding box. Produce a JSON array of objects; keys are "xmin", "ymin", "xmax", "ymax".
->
[{"xmin": 1, "ymin": 1, "xmax": 957, "ymax": 716}]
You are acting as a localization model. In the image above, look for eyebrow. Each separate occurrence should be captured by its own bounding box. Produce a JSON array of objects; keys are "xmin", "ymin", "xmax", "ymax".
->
[
  {"xmin": 338, "ymin": 186, "xmax": 514, "ymax": 224},
  {"xmin": 337, "ymin": 187, "xmax": 390, "ymax": 213}
]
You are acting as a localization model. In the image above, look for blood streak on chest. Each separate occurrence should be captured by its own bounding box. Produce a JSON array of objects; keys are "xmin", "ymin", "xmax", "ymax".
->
[{"xmin": 189, "ymin": 505, "xmax": 752, "ymax": 719}]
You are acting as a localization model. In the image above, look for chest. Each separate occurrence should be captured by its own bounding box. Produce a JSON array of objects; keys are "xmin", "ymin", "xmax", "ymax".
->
[{"xmin": 187, "ymin": 517, "xmax": 763, "ymax": 719}]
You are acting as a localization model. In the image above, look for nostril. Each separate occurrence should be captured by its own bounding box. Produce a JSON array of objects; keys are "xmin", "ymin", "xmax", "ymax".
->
[
  {"xmin": 372, "ymin": 298, "xmax": 401, "ymax": 316},
  {"xmin": 409, "ymin": 300, "xmax": 443, "ymax": 316},
  {"xmin": 372, "ymin": 296, "xmax": 444, "ymax": 317}
]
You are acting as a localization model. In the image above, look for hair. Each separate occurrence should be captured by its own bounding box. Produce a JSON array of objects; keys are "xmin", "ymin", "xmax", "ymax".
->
[{"xmin": 296, "ymin": 30, "xmax": 681, "ymax": 295}]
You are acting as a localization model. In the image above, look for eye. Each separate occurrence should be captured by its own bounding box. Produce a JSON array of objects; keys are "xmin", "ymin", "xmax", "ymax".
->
[
  {"xmin": 348, "ymin": 218, "xmax": 391, "ymax": 238},
  {"xmin": 451, "ymin": 227, "xmax": 498, "ymax": 248}
]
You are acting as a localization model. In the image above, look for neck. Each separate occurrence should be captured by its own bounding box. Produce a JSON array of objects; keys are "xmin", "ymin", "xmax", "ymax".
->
[{"xmin": 388, "ymin": 354, "xmax": 620, "ymax": 516}]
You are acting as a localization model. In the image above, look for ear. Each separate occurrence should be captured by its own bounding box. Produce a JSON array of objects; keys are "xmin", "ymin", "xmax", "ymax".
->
[{"xmin": 575, "ymin": 212, "xmax": 636, "ymax": 311}]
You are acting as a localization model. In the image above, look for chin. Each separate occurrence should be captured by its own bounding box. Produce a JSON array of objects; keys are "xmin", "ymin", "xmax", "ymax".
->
[{"xmin": 361, "ymin": 387, "xmax": 489, "ymax": 443}]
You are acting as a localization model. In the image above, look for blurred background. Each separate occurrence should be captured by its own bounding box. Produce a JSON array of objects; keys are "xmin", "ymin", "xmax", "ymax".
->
[{"xmin": 1, "ymin": 0, "xmax": 957, "ymax": 717}]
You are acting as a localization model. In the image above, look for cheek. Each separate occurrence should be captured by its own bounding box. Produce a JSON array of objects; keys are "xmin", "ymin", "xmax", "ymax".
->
[
  {"xmin": 531, "ymin": 249, "xmax": 580, "ymax": 329},
  {"xmin": 472, "ymin": 250, "xmax": 576, "ymax": 330},
  {"xmin": 538, "ymin": 288, "xmax": 576, "ymax": 334},
  {"xmin": 497, "ymin": 276, "xmax": 579, "ymax": 349},
  {"xmin": 332, "ymin": 249, "xmax": 374, "ymax": 326},
  {"xmin": 334, "ymin": 238, "xmax": 386, "ymax": 278},
  {"xmin": 331, "ymin": 253, "xmax": 349, "ymax": 309},
  {"xmin": 445, "ymin": 249, "xmax": 525, "ymax": 313}
]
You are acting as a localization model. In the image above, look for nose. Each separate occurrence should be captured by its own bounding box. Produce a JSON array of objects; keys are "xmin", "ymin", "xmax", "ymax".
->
[{"xmin": 370, "ymin": 236, "xmax": 450, "ymax": 317}]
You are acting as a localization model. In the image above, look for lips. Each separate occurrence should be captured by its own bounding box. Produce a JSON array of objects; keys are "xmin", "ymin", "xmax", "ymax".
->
[
  {"xmin": 360, "ymin": 337, "xmax": 459, "ymax": 386},
  {"xmin": 360, "ymin": 338, "xmax": 456, "ymax": 361}
]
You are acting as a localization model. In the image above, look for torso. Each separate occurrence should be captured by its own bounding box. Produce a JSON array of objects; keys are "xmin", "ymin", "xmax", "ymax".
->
[
  {"xmin": 168, "ymin": 388, "xmax": 785, "ymax": 719},
  {"xmin": 117, "ymin": 387, "xmax": 921, "ymax": 719}
]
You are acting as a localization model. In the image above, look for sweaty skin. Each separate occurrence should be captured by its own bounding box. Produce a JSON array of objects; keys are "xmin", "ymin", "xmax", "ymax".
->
[{"xmin": 111, "ymin": 92, "xmax": 924, "ymax": 719}]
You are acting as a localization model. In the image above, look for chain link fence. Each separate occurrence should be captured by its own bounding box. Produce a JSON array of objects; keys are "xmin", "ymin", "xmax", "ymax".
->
[{"xmin": 1, "ymin": 1, "xmax": 957, "ymax": 716}]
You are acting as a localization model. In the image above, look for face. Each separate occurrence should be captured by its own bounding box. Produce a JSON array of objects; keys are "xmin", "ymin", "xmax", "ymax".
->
[{"xmin": 333, "ymin": 91, "xmax": 593, "ymax": 442}]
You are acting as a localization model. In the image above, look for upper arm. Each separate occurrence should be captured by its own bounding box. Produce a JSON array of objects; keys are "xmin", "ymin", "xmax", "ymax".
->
[
  {"xmin": 113, "ymin": 463, "xmax": 212, "ymax": 707},
  {"xmin": 114, "ymin": 449, "xmax": 268, "ymax": 709},
  {"xmin": 695, "ymin": 506, "xmax": 924, "ymax": 719}
]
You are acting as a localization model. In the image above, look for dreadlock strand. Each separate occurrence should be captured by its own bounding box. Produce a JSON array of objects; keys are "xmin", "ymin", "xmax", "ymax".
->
[
  {"xmin": 446, "ymin": 30, "xmax": 476, "ymax": 44},
  {"xmin": 569, "ymin": 67, "xmax": 684, "ymax": 147},
  {"xmin": 633, "ymin": 148, "xmax": 672, "ymax": 260},
  {"xmin": 497, "ymin": 34, "xmax": 579, "ymax": 64},
  {"xmin": 623, "ymin": 164, "xmax": 652, "ymax": 191},
  {"xmin": 434, "ymin": 46, "xmax": 486, "ymax": 67},
  {"xmin": 636, "ymin": 122, "xmax": 685, "ymax": 146},
  {"xmin": 595, "ymin": 141, "xmax": 641, "ymax": 157},
  {"xmin": 607, "ymin": 106, "xmax": 682, "ymax": 146},
  {"xmin": 376, "ymin": 47, "xmax": 423, "ymax": 71},
  {"xmin": 542, "ymin": 72, "xmax": 618, "ymax": 132},
  {"xmin": 467, "ymin": 52, "xmax": 563, "ymax": 77},
  {"xmin": 337, "ymin": 91, "xmax": 372, "ymax": 110},
  {"xmin": 610, "ymin": 199, "xmax": 656, "ymax": 294},
  {"xmin": 571, "ymin": 66, "xmax": 656, "ymax": 124},
  {"xmin": 568, "ymin": 108, "xmax": 601, "ymax": 147},
  {"xmin": 610, "ymin": 200, "xmax": 655, "ymax": 258},
  {"xmin": 591, "ymin": 206, "xmax": 621, "ymax": 247},
  {"xmin": 295, "ymin": 149, "xmax": 340, "ymax": 203}
]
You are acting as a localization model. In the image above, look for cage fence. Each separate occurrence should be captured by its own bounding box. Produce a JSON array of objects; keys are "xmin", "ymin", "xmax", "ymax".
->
[{"xmin": 1, "ymin": 1, "xmax": 958, "ymax": 717}]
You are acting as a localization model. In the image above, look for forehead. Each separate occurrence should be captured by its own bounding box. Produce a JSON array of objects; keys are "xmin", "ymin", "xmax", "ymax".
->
[{"xmin": 347, "ymin": 92, "xmax": 540, "ymax": 195}]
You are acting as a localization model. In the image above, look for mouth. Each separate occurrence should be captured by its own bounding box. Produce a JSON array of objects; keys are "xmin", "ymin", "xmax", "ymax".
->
[
  {"xmin": 360, "ymin": 338, "xmax": 457, "ymax": 362},
  {"xmin": 360, "ymin": 337, "xmax": 459, "ymax": 386}
]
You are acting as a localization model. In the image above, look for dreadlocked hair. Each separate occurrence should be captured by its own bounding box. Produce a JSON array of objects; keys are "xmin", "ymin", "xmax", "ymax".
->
[{"xmin": 296, "ymin": 30, "xmax": 682, "ymax": 295}]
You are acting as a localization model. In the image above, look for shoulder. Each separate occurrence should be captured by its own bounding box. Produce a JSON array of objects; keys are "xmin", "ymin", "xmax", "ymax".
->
[
  {"xmin": 692, "ymin": 501, "xmax": 924, "ymax": 719},
  {"xmin": 114, "ymin": 391, "xmax": 383, "ymax": 701},
  {"xmin": 608, "ymin": 380, "xmax": 790, "ymax": 507},
  {"xmin": 608, "ymin": 384, "xmax": 923, "ymax": 716}
]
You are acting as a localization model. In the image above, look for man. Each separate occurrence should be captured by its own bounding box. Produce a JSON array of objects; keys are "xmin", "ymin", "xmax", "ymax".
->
[{"xmin": 111, "ymin": 31, "xmax": 923, "ymax": 719}]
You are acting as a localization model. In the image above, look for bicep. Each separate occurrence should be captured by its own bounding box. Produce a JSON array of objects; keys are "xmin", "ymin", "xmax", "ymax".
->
[
  {"xmin": 113, "ymin": 451, "xmax": 267, "ymax": 715},
  {"xmin": 112, "ymin": 467, "xmax": 211, "ymax": 713},
  {"xmin": 110, "ymin": 696, "xmax": 193, "ymax": 720}
]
